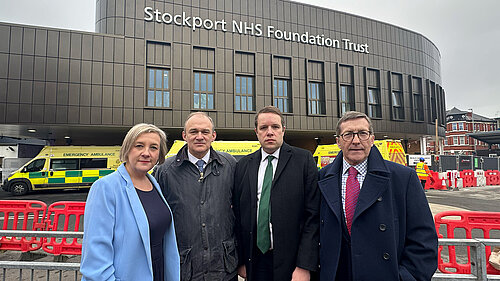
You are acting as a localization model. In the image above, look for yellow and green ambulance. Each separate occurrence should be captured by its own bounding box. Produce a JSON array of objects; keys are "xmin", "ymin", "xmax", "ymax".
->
[
  {"xmin": 313, "ymin": 139, "xmax": 407, "ymax": 169},
  {"xmin": 2, "ymin": 146, "xmax": 121, "ymax": 195},
  {"xmin": 166, "ymin": 140, "xmax": 261, "ymax": 161}
]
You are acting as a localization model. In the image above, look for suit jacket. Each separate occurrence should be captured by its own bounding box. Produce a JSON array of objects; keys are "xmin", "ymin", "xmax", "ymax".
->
[
  {"xmin": 81, "ymin": 164, "xmax": 180, "ymax": 281},
  {"xmin": 233, "ymin": 143, "xmax": 320, "ymax": 281},
  {"xmin": 318, "ymin": 147, "xmax": 438, "ymax": 281}
]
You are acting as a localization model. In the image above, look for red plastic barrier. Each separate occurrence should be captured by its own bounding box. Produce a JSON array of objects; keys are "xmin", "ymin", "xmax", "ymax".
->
[
  {"xmin": 434, "ymin": 211, "xmax": 500, "ymax": 275},
  {"xmin": 459, "ymin": 170, "xmax": 475, "ymax": 188},
  {"xmin": 43, "ymin": 201, "xmax": 85, "ymax": 256},
  {"xmin": 485, "ymin": 170, "xmax": 500, "ymax": 186},
  {"xmin": 426, "ymin": 171, "xmax": 447, "ymax": 190},
  {"xmin": 0, "ymin": 200, "xmax": 47, "ymax": 252}
]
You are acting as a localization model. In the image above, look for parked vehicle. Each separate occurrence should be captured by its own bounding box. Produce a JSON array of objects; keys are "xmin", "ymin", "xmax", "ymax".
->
[{"xmin": 1, "ymin": 146, "xmax": 121, "ymax": 195}]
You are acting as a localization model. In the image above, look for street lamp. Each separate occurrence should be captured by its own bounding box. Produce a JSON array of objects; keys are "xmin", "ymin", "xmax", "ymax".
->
[{"xmin": 468, "ymin": 108, "xmax": 476, "ymax": 155}]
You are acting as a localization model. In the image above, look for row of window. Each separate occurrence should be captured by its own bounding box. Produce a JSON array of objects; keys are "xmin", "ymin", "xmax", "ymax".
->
[
  {"xmin": 145, "ymin": 67, "xmax": 440, "ymax": 121},
  {"xmin": 445, "ymin": 136, "xmax": 486, "ymax": 146},
  {"xmin": 448, "ymin": 122, "xmax": 496, "ymax": 132}
]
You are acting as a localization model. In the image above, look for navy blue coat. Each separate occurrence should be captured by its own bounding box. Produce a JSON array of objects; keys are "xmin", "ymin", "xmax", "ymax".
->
[{"xmin": 318, "ymin": 147, "xmax": 437, "ymax": 281}]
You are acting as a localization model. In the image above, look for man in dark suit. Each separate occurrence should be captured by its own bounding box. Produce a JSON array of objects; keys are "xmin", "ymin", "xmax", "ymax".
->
[
  {"xmin": 233, "ymin": 106, "xmax": 319, "ymax": 281},
  {"xmin": 318, "ymin": 111, "xmax": 438, "ymax": 281}
]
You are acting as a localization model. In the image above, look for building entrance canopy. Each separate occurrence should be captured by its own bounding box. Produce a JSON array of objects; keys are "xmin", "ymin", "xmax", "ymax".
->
[{"xmin": 468, "ymin": 131, "xmax": 500, "ymax": 145}]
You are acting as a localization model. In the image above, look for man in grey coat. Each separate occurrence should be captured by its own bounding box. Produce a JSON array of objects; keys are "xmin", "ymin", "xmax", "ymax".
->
[{"xmin": 154, "ymin": 112, "xmax": 238, "ymax": 281}]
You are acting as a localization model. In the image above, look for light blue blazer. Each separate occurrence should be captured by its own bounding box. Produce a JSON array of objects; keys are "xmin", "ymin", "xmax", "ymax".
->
[{"xmin": 80, "ymin": 164, "xmax": 180, "ymax": 281}]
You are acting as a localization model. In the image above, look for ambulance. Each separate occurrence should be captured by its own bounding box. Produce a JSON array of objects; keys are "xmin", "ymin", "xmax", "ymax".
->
[
  {"xmin": 313, "ymin": 139, "xmax": 407, "ymax": 169},
  {"xmin": 2, "ymin": 146, "xmax": 121, "ymax": 195},
  {"xmin": 166, "ymin": 140, "xmax": 261, "ymax": 161}
]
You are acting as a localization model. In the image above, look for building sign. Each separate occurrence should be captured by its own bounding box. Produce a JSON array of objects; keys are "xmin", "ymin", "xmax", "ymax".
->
[
  {"xmin": 408, "ymin": 155, "xmax": 432, "ymax": 166},
  {"xmin": 144, "ymin": 7, "xmax": 370, "ymax": 54}
]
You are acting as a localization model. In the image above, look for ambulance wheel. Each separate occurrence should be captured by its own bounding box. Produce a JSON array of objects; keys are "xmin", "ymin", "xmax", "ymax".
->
[{"xmin": 11, "ymin": 181, "xmax": 29, "ymax": 196}]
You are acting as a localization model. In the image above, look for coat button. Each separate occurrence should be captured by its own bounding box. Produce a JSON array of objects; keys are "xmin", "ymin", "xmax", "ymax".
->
[
  {"xmin": 321, "ymin": 219, "xmax": 324, "ymax": 225},
  {"xmin": 248, "ymin": 258, "xmax": 252, "ymax": 262},
  {"xmin": 202, "ymin": 223, "xmax": 206, "ymax": 227},
  {"xmin": 383, "ymin": 253, "xmax": 390, "ymax": 260},
  {"xmin": 379, "ymin": 224, "xmax": 386, "ymax": 231},
  {"xmin": 377, "ymin": 196, "xmax": 383, "ymax": 202}
]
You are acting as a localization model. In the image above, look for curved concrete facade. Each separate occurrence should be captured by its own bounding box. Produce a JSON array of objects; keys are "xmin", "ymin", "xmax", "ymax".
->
[{"xmin": 0, "ymin": 0, "xmax": 445, "ymax": 147}]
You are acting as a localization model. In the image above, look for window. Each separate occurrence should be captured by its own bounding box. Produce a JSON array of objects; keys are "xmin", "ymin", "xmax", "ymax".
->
[
  {"xmin": 147, "ymin": 68, "xmax": 170, "ymax": 108},
  {"xmin": 308, "ymin": 82, "xmax": 325, "ymax": 115},
  {"xmin": 452, "ymin": 123, "xmax": 457, "ymax": 131},
  {"xmin": 412, "ymin": 77, "xmax": 424, "ymax": 121},
  {"xmin": 459, "ymin": 136, "xmax": 465, "ymax": 145},
  {"xmin": 391, "ymin": 91, "xmax": 404, "ymax": 120},
  {"xmin": 194, "ymin": 72, "xmax": 214, "ymax": 110},
  {"xmin": 51, "ymin": 159, "xmax": 79, "ymax": 170},
  {"xmin": 235, "ymin": 76, "xmax": 254, "ymax": 111},
  {"xmin": 273, "ymin": 79, "xmax": 291, "ymax": 113},
  {"xmin": 367, "ymin": 88, "xmax": 381, "ymax": 118},
  {"xmin": 340, "ymin": 85, "xmax": 354, "ymax": 115},
  {"xmin": 429, "ymin": 81, "xmax": 437, "ymax": 121},
  {"xmin": 307, "ymin": 61, "xmax": 325, "ymax": 115},
  {"xmin": 25, "ymin": 159, "xmax": 46, "ymax": 172},
  {"xmin": 80, "ymin": 158, "xmax": 107, "ymax": 169},
  {"xmin": 453, "ymin": 136, "xmax": 458, "ymax": 145}
]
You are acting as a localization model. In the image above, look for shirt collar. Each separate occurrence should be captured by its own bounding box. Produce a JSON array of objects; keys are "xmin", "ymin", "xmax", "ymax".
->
[
  {"xmin": 261, "ymin": 147, "xmax": 280, "ymax": 163},
  {"xmin": 188, "ymin": 150, "xmax": 210, "ymax": 165},
  {"xmin": 342, "ymin": 157, "xmax": 368, "ymax": 176}
]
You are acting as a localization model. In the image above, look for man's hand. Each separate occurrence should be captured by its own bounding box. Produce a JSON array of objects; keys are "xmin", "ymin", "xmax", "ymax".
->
[
  {"xmin": 238, "ymin": 265, "xmax": 247, "ymax": 279},
  {"xmin": 291, "ymin": 267, "xmax": 310, "ymax": 281}
]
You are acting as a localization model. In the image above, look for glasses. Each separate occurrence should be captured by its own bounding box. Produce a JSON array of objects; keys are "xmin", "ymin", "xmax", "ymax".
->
[{"xmin": 339, "ymin": 131, "xmax": 371, "ymax": 141}]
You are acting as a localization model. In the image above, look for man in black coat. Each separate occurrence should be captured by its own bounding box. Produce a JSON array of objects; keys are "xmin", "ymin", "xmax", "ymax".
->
[
  {"xmin": 318, "ymin": 111, "xmax": 437, "ymax": 281},
  {"xmin": 233, "ymin": 106, "xmax": 319, "ymax": 281}
]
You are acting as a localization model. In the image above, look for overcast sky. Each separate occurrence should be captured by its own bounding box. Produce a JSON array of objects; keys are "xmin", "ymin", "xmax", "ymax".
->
[{"xmin": 1, "ymin": 0, "xmax": 499, "ymax": 118}]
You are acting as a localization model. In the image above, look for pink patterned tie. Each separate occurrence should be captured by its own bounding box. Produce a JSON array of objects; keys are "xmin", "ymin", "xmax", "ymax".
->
[{"xmin": 345, "ymin": 167, "xmax": 360, "ymax": 235}]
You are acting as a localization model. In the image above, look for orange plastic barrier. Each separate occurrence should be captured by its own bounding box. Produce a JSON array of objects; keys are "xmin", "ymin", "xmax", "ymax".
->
[
  {"xmin": 459, "ymin": 170, "xmax": 475, "ymax": 188},
  {"xmin": 42, "ymin": 201, "xmax": 85, "ymax": 256},
  {"xmin": 0, "ymin": 200, "xmax": 47, "ymax": 252},
  {"xmin": 435, "ymin": 211, "xmax": 500, "ymax": 275},
  {"xmin": 485, "ymin": 170, "xmax": 500, "ymax": 186},
  {"xmin": 426, "ymin": 171, "xmax": 447, "ymax": 190}
]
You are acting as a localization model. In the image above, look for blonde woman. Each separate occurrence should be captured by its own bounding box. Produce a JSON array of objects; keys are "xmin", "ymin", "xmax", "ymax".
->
[{"xmin": 81, "ymin": 123, "xmax": 180, "ymax": 281}]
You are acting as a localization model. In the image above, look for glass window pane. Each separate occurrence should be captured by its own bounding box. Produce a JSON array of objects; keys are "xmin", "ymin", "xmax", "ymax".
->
[
  {"xmin": 156, "ymin": 70, "xmax": 162, "ymax": 88},
  {"xmin": 201, "ymin": 73, "xmax": 207, "ymax": 91},
  {"xmin": 194, "ymin": 93, "xmax": 200, "ymax": 108},
  {"xmin": 278, "ymin": 99, "xmax": 283, "ymax": 111},
  {"xmin": 235, "ymin": 95, "xmax": 240, "ymax": 110},
  {"xmin": 283, "ymin": 81, "xmax": 288, "ymax": 97},
  {"xmin": 312, "ymin": 101, "xmax": 316, "ymax": 114},
  {"xmin": 248, "ymin": 96, "xmax": 253, "ymax": 110},
  {"xmin": 208, "ymin": 94, "xmax": 214, "ymax": 109},
  {"xmin": 242, "ymin": 96, "xmax": 247, "ymax": 110},
  {"xmin": 207, "ymin": 74, "xmax": 212, "ymax": 92},
  {"xmin": 248, "ymin": 78, "xmax": 252, "ymax": 94},
  {"xmin": 164, "ymin": 91, "xmax": 170, "ymax": 107},
  {"xmin": 148, "ymin": 69, "xmax": 155, "ymax": 88},
  {"xmin": 273, "ymin": 80, "xmax": 277, "ymax": 97},
  {"xmin": 274, "ymin": 98, "xmax": 278, "ymax": 106},
  {"xmin": 164, "ymin": 71, "xmax": 169, "ymax": 90},
  {"xmin": 284, "ymin": 99, "xmax": 288, "ymax": 113},
  {"xmin": 148, "ymin": 90, "xmax": 155, "ymax": 106},
  {"xmin": 194, "ymin": 73, "xmax": 200, "ymax": 91},
  {"xmin": 201, "ymin": 93, "xmax": 207, "ymax": 109},
  {"xmin": 308, "ymin": 83, "xmax": 311, "ymax": 99},
  {"xmin": 241, "ymin": 77, "xmax": 247, "ymax": 94},
  {"xmin": 236, "ymin": 77, "xmax": 240, "ymax": 94},
  {"xmin": 278, "ymin": 80, "xmax": 283, "ymax": 97},
  {"xmin": 156, "ymin": 91, "xmax": 162, "ymax": 107}
]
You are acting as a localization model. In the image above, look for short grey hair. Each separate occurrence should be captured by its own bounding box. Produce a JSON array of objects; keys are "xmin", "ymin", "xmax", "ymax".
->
[
  {"xmin": 184, "ymin": 112, "xmax": 215, "ymax": 132},
  {"xmin": 120, "ymin": 123, "xmax": 168, "ymax": 165},
  {"xmin": 336, "ymin": 111, "xmax": 373, "ymax": 136}
]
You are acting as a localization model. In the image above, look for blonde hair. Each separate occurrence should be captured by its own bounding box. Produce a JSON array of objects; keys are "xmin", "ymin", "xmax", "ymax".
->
[{"xmin": 120, "ymin": 123, "xmax": 167, "ymax": 165}]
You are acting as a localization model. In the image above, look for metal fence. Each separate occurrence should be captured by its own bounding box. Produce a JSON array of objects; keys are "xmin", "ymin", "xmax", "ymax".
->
[
  {"xmin": 436, "ymin": 155, "xmax": 500, "ymax": 172},
  {"xmin": 1, "ymin": 230, "xmax": 500, "ymax": 281}
]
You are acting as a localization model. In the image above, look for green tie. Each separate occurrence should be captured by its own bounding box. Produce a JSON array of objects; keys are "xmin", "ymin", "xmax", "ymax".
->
[{"xmin": 257, "ymin": 155, "xmax": 274, "ymax": 254}]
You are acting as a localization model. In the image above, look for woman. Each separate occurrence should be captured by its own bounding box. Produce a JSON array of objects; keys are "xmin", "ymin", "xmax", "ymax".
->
[{"xmin": 81, "ymin": 123, "xmax": 180, "ymax": 281}]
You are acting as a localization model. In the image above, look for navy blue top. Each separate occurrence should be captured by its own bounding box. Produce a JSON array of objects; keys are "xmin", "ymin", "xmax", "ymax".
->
[{"xmin": 136, "ymin": 186, "xmax": 172, "ymax": 281}]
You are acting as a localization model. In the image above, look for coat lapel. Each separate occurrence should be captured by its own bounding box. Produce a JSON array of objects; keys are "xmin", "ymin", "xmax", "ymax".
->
[
  {"xmin": 353, "ymin": 147, "xmax": 390, "ymax": 220},
  {"xmin": 248, "ymin": 150, "xmax": 261, "ymax": 228},
  {"xmin": 318, "ymin": 154, "xmax": 343, "ymax": 222},
  {"xmin": 273, "ymin": 143, "xmax": 292, "ymax": 184},
  {"xmin": 117, "ymin": 164, "xmax": 153, "ymax": 271}
]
